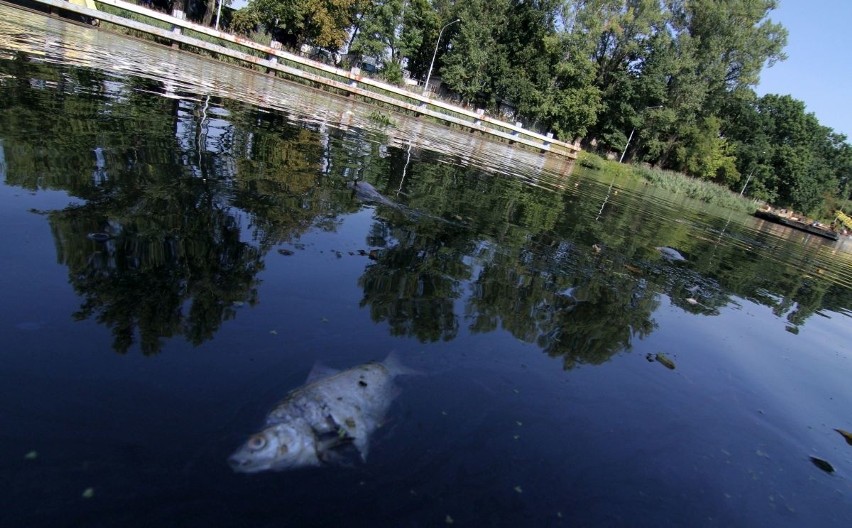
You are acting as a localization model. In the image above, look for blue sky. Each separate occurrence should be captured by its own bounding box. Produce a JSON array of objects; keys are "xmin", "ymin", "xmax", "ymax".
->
[{"xmin": 755, "ymin": 0, "xmax": 851, "ymax": 139}]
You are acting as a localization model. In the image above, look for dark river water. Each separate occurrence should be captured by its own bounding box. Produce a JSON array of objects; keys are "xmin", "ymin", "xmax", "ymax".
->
[{"xmin": 2, "ymin": 6, "xmax": 851, "ymax": 527}]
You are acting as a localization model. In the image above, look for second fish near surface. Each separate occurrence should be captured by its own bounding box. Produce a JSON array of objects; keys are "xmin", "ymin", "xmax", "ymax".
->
[{"xmin": 229, "ymin": 354, "xmax": 415, "ymax": 473}]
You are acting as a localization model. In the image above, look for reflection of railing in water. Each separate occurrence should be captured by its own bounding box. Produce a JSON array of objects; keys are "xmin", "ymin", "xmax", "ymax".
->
[{"xmin": 10, "ymin": 0, "xmax": 580, "ymax": 159}]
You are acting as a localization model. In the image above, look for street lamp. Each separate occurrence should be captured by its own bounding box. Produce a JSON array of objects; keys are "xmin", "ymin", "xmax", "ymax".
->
[
  {"xmin": 739, "ymin": 168, "xmax": 755, "ymax": 197},
  {"xmin": 423, "ymin": 18, "xmax": 461, "ymax": 96},
  {"xmin": 619, "ymin": 105, "xmax": 663, "ymax": 163},
  {"xmin": 740, "ymin": 151, "xmax": 766, "ymax": 197}
]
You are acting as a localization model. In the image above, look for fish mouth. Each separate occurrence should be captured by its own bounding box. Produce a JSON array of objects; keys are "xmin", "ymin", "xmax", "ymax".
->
[{"xmin": 228, "ymin": 455, "xmax": 257, "ymax": 473}]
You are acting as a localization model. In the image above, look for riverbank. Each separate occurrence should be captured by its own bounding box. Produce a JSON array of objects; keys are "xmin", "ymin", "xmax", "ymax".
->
[
  {"xmin": 577, "ymin": 152, "xmax": 759, "ymax": 213},
  {"xmin": 3, "ymin": 0, "xmax": 579, "ymax": 159}
]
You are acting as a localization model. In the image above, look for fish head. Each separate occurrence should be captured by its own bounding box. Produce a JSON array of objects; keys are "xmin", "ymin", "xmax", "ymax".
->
[{"xmin": 228, "ymin": 423, "xmax": 318, "ymax": 473}]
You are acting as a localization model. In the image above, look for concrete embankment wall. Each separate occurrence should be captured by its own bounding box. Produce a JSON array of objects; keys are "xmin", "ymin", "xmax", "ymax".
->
[{"xmin": 7, "ymin": 0, "xmax": 580, "ymax": 160}]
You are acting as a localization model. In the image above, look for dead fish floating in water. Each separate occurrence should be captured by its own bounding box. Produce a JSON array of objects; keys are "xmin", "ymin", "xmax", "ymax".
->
[
  {"xmin": 347, "ymin": 180, "xmax": 397, "ymax": 208},
  {"xmin": 87, "ymin": 232, "xmax": 113, "ymax": 242},
  {"xmin": 656, "ymin": 246, "xmax": 686, "ymax": 262},
  {"xmin": 229, "ymin": 354, "xmax": 415, "ymax": 473}
]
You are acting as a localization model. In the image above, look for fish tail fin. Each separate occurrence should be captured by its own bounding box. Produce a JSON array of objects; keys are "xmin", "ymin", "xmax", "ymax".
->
[{"xmin": 382, "ymin": 351, "xmax": 421, "ymax": 378}]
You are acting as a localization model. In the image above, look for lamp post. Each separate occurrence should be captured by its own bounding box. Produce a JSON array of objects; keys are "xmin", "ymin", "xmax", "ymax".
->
[
  {"xmin": 618, "ymin": 128, "xmax": 635, "ymax": 163},
  {"xmin": 423, "ymin": 18, "xmax": 460, "ymax": 96},
  {"xmin": 619, "ymin": 105, "xmax": 663, "ymax": 163},
  {"xmin": 739, "ymin": 151, "xmax": 765, "ymax": 197},
  {"xmin": 739, "ymin": 168, "xmax": 755, "ymax": 197}
]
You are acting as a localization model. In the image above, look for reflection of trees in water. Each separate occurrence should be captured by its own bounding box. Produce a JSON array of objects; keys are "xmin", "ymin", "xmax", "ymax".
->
[
  {"xmin": 466, "ymin": 238, "xmax": 658, "ymax": 369},
  {"xmin": 3, "ymin": 55, "xmax": 850, "ymax": 360},
  {"xmin": 0, "ymin": 58, "xmax": 331, "ymax": 354},
  {"xmin": 355, "ymin": 158, "xmax": 661, "ymax": 367},
  {"xmin": 358, "ymin": 217, "xmax": 473, "ymax": 342},
  {"xmin": 49, "ymin": 178, "xmax": 263, "ymax": 354}
]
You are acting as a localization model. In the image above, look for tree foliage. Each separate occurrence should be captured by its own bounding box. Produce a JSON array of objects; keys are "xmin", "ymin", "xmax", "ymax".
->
[{"xmin": 229, "ymin": 0, "xmax": 849, "ymax": 213}]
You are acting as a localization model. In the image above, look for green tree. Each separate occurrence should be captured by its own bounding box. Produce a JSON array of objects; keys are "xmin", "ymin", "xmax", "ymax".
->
[
  {"xmin": 440, "ymin": 0, "xmax": 507, "ymax": 105},
  {"xmin": 234, "ymin": 0, "xmax": 355, "ymax": 50}
]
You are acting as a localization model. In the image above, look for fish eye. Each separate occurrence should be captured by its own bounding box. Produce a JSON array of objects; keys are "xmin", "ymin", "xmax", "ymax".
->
[{"xmin": 247, "ymin": 434, "xmax": 267, "ymax": 451}]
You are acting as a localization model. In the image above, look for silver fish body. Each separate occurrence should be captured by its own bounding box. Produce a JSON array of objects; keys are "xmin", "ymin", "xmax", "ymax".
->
[
  {"xmin": 229, "ymin": 355, "xmax": 410, "ymax": 473},
  {"xmin": 656, "ymin": 246, "xmax": 687, "ymax": 262}
]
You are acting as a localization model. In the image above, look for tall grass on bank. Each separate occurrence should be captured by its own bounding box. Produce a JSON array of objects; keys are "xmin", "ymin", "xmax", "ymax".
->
[{"xmin": 578, "ymin": 152, "xmax": 756, "ymax": 213}]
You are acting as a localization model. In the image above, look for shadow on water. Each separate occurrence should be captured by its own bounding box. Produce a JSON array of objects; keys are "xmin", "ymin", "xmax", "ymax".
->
[{"xmin": 2, "ymin": 6, "xmax": 852, "ymax": 527}]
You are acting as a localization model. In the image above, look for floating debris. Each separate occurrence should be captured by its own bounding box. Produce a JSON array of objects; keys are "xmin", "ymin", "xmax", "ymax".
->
[
  {"xmin": 647, "ymin": 353, "xmax": 676, "ymax": 370},
  {"xmin": 809, "ymin": 456, "xmax": 835, "ymax": 474},
  {"xmin": 624, "ymin": 264, "xmax": 643, "ymax": 274},
  {"xmin": 514, "ymin": 485, "xmax": 523, "ymax": 494},
  {"xmin": 686, "ymin": 298, "xmax": 698, "ymax": 305},
  {"xmin": 24, "ymin": 450, "xmax": 38, "ymax": 460},
  {"xmin": 445, "ymin": 514, "xmax": 454, "ymax": 524},
  {"xmin": 834, "ymin": 429, "xmax": 852, "ymax": 446},
  {"xmin": 277, "ymin": 249, "xmax": 294, "ymax": 256},
  {"xmin": 86, "ymin": 232, "xmax": 112, "ymax": 242},
  {"xmin": 81, "ymin": 487, "xmax": 94, "ymax": 499},
  {"xmin": 592, "ymin": 243, "xmax": 602, "ymax": 253},
  {"xmin": 269, "ymin": 330, "xmax": 278, "ymax": 335}
]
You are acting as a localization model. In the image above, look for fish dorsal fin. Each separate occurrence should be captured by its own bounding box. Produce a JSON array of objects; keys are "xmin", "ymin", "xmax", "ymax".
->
[{"xmin": 305, "ymin": 363, "xmax": 340, "ymax": 384}]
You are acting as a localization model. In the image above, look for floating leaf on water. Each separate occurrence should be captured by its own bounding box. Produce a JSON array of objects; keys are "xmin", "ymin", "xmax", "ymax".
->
[
  {"xmin": 654, "ymin": 353, "xmax": 676, "ymax": 370},
  {"xmin": 81, "ymin": 487, "xmax": 94, "ymax": 499},
  {"xmin": 834, "ymin": 429, "xmax": 852, "ymax": 446},
  {"xmin": 624, "ymin": 264, "xmax": 642, "ymax": 274},
  {"xmin": 445, "ymin": 514, "xmax": 454, "ymax": 524},
  {"xmin": 516, "ymin": 421, "xmax": 523, "ymax": 427},
  {"xmin": 24, "ymin": 450, "xmax": 38, "ymax": 460},
  {"xmin": 513, "ymin": 435, "xmax": 520, "ymax": 440},
  {"xmin": 514, "ymin": 485, "xmax": 523, "ymax": 493},
  {"xmin": 809, "ymin": 456, "xmax": 835, "ymax": 473},
  {"xmin": 269, "ymin": 330, "xmax": 278, "ymax": 335}
]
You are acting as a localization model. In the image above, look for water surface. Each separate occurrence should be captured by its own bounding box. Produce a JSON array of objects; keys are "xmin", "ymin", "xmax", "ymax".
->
[{"xmin": 1, "ymin": 6, "xmax": 851, "ymax": 527}]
